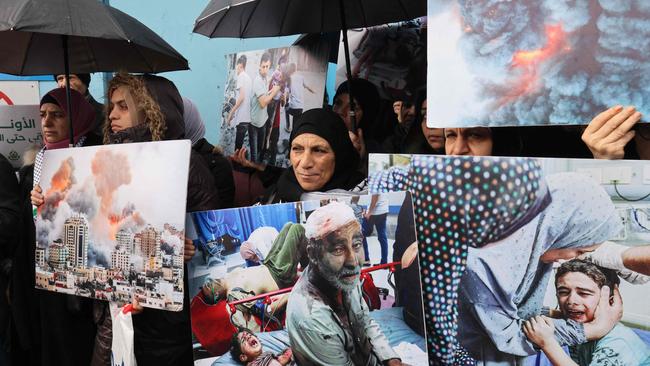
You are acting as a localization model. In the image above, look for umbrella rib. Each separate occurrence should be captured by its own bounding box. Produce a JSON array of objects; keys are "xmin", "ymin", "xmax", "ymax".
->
[
  {"xmin": 64, "ymin": 0, "xmax": 73, "ymax": 35},
  {"xmin": 321, "ymin": 0, "xmax": 326, "ymax": 34},
  {"xmin": 132, "ymin": 44, "xmax": 156, "ymax": 73},
  {"xmin": 240, "ymin": 0, "xmax": 262, "ymax": 37},
  {"xmin": 278, "ymin": 0, "xmax": 291, "ymax": 36},
  {"xmin": 209, "ymin": 6, "xmax": 231, "ymax": 38},
  {"xmin": 396, "ymin": 0, "xmax": 410, "ymax": 20},
  {"xmin": 18, "ymin": 32, "xmax": 34, "ymax": 75},
  {"xmin": 105, "ymin": 6, "xmax": 131, "ymax": 40},
  {"xmin": 11, "ymin": 0, "xmax": 32, "ymax": 29},
  {"xmin": 82, "ymin": 36, "xmax": 100, "ymax": 72},
  {"xmin": 358, "ymin": 0, "xmax": 368, "ymax": 29},
  {"xmin": 195, "ymin": 0, "xmax": 257, "ymax": 25}
]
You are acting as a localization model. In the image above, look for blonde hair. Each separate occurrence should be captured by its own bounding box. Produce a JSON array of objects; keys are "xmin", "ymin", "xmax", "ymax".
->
[{"xmin": 104, "ymin": 72, "xmax": 166, "ymax": 144}]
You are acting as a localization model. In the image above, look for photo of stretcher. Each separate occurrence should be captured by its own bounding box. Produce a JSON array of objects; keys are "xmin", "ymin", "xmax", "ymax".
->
[{"xmin": 185, "ymin": 192, "xmax": 429, "ymax": 365}]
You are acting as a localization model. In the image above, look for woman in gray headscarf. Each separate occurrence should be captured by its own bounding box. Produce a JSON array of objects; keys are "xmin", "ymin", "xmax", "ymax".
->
[
  {"xmin": 368, "ymin": 156, "xmax": 623, "ymax": 366},
  {"xmin": 182, "ymin": 97, "xmax": 206, "ymax": 145},
  {"xmin": 457, "ymin": 172, "xmax": 623, "ymax": 365},
  {"xmin": 183, "ymin": 96, "xmax": 236, "ymax": 209}
]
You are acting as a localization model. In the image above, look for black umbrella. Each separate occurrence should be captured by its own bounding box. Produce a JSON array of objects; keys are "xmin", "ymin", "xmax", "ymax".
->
[
  {"xmin": 193, "ymin": 0, "xmax": 426, "ymax": 130},
  {"xmin": 0, "ymin": 0, "xmax": 189, "ymax": 146}
]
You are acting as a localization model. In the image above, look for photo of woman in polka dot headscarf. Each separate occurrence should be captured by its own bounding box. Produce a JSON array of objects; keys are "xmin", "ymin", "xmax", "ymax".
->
[{"xmin": 368, "ymin": 155, "xmax": 641, "ymax": 366}]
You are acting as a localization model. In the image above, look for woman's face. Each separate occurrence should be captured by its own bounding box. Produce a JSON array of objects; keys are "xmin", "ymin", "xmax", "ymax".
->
[
  {"xmin": 422, "ymin": 123, "xmax": 445, "ymax": 151},
  {"xmin": 109, "ymin": 86, "xmax": 136, "ymax": 133},
  {"xmin": 420, "ymin": 99, "xmax": 445, "ymax": 150},
  {"xmin": 290, "ymin": 133, "xmax": 336, "ymax": 191},
  {"xmin": 444, "ymin": 127, "xmax": 493, "ymax": 156},
  {"xmin": 333, "ymin": 93, "xmax": 363, "ymax": 131},
  {"xmin": 40, "ymin": 103, "xmax": 68, "ymax": 143},
  {"xmin": 556, "ymin": 272, "xmax": 601, "ymax": 323}
]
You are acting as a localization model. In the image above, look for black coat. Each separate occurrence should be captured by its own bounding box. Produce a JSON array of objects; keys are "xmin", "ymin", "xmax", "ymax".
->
[
  {"xmin": 0, "ymin": 154, "xmax": 20, "ymax": 363},
  {"xmin": 12, "ymin": 139, "xmax": 101, "ymax": 366},
  {"xmin": 130, "ymin": 75, "xmax": 220, "ymax": 366},
  {"xmin": 193, "ymin": 138, "xmax": 235, "ymax": 209},
  {"xmin": 0, "ymin": 154, "xmax": 20, "ymax": 264}
]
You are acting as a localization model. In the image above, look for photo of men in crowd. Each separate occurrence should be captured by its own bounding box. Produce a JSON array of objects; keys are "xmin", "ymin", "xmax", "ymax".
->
[
  {"xmin": 186, "ymin": 192, "xmax": 428, "ymax": 365},
  {"xmin": 219, "ymin": 44, "xmax": 328, "ymax": 168}
]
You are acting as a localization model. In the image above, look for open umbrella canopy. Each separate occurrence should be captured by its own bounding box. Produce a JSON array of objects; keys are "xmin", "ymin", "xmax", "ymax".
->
[
  {"xmin": 193, "ymin": 0, "xmax": 425, "ymax": 38},
  {"xmin": 0, "ymin": 0, "xmax": 188, "ymax": 75}
]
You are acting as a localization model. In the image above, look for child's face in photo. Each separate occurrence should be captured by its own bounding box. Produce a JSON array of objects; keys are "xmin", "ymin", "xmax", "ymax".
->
[
  {"xmin": 238, "ymin": 331, "xmax": 263, "ymax": 361},
  {"xmin": 556, "ymin": 272, "xmax": 602, "ymax": 323}
]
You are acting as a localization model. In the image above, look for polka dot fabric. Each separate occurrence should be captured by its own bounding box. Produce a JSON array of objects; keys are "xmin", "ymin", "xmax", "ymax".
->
[{"xmin": 369, "ymin": 155, "xmax": 547, "ymax": 366}]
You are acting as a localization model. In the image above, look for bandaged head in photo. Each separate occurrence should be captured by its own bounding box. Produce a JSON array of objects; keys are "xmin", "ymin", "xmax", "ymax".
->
[
  {"xmin": 304, "ymin": 201, "xmax": 363, "ymax": 291},
  {"xmin": 304, "ymin": 201, "xmax": 358, "ymax": 241}
]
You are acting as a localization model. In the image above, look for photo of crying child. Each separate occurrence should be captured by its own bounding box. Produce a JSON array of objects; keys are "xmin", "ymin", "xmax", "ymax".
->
[{"xmin": 186, "ymin": 191, "xmax": 429, "ymax": 366}]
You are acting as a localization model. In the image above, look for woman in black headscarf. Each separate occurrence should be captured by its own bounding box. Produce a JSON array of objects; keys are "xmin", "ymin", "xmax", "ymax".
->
[
  {"xmin": 400, "ymin": 88, "xmax": 445, "ymax": 154},
  {"xmin": 265, "ymin": 108, "xmax": 365, "ymax": 203},
  {"xmin": 333, "ymin": 78, "xmax": 383, "ymax": 156}
]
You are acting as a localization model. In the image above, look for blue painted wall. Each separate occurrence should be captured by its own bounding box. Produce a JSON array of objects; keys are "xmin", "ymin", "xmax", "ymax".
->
[
  {"xmin": 107, "ymin": 0, "xmax": 298, "ymax": 144},
  {"xmin": 23, "ymin": 1, "xmax": 296, "ymax": 145}
]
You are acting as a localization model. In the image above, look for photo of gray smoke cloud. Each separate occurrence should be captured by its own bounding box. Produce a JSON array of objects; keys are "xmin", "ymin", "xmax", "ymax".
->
[{"xmin": 427, "ymin": 0, "xmax": 650, "ymax": 127}]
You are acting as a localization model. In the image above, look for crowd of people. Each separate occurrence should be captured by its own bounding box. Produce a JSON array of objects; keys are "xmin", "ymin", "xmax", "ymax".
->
[
  {"xmin": 0, "ymin": 66, "xmax": 649, "ymax": 366},
  {"xmin": 228, "ymin": 48, "xmax": 316, "ymax": 167}
]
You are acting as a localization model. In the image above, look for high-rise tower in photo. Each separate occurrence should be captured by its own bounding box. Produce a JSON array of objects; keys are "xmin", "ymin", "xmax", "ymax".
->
[
  {"xmin": 48, "ymin": 239, "xmax": 68, "ymax": 270},
  {"xmin": 111, "ymin": 249, "xmax": 131, "ymax": 272},
  {"xmin": 138, "ymin": 226, "xmax": 161, "ymax": 259},
  {"xmin": 64, "ymin": 215, "xmax": 89, "ymax": 269},
  {"xmin": 116, "ymin": 228, "xmax": 135, "ymax": 254},
  {"xmin": 35, "ymin": 246, "xmax": 46, "ymax": 267}
]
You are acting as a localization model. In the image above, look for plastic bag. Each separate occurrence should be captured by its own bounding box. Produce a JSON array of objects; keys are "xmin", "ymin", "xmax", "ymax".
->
[{"xmin": 111, "ymin": 303, "xmax": 137, "ymax": 366}]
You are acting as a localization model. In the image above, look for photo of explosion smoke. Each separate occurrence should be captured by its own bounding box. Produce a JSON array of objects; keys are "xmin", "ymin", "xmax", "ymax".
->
[
  {"xmin": 427, "ymin": 0, "xmax": 650, "ymax": 127},
  {"xmin": 34, "ymin": 141, "xmax": 190, "ymax": 311}
]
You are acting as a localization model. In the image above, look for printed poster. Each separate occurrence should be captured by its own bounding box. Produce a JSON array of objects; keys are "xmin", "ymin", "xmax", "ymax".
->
[
  {"xmin": 35, "ymin": 141, "xmax": 191, "ymax": 311},
  {"xmin": 427, "ymin": 1, "xmax": 650, "ymax": 127},
  {"xmin": 218, "ymin": 44, "xmax": 328, "ymax": 168},
  {"xmin": 0, "ymin": 105, "xmax": 42, "ymax": 168},
  {"xmin": 369, "ymin": 153, "xmax": 650, "ymax": 365},
  {"xmin": 187, "ymin": 192, "xmax": 429, "ymax": 365}
]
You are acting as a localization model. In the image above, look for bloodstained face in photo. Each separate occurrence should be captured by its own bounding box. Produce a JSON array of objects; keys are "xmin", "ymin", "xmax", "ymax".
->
[
  {"xmin": 236, "ymin": 330, "xmax": 263, "ymax": 362},
  {"xmin": 314, "ymin": 220, "xmax": 364, "ymax": 292}
]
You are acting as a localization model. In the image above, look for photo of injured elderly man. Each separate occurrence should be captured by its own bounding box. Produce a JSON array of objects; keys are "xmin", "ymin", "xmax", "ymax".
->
[
  {"xmin": 368, "ymin": 154, "xmax": 650, "ymax": 366},
  {"xmin": 185, "ymin": 191, "xmax": 428, "ymax": 366}
]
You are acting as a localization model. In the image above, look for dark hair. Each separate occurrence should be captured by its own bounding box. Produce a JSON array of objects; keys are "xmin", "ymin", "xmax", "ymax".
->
[
  {"xmin": 413, "ymin": 87, "xmax": 426, "ymax": 125},
  {"xmin": 230, "ymin": 328, "xmax": 253, "ymax": 364},
  {"xmin": 260, "ymin": 52, "xmax": 271, "ymax": 65},
  {"xmin": 401, "ymin": 87, "xmax": 445, "ymax": 155},
  {"xmin": 52, "ymin": 73, "xmax": 91, "ymax": 88},
  {"xmin": 555, "ymin": 259, "xmax": 620, "ymax": 290},
  {"xmin": 237, "ymin": 55, "xmax": 247, "ymax": 68},
  {"xmin": 334, "ymin": 78, "xmax": 380, "ymax": 133},
  {"xmin": 488, "ymin": 127, "xmax": 523, "ymax": 156}
]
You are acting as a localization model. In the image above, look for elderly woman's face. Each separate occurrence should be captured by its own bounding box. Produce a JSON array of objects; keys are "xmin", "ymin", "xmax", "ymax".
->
[
  {"xmin": 444, "ymin": 127, "xmax": 493, "ymax": 156},
  {"xmin": 290, "ymin": 133, "xmax": 336, "ymax": 191},
  {"xmin": 40, "ymin": 103, "xmax": 68, "ymax": 143},
  {"xmin": 333, "ymin": 93, "xmax": 363, "ymax": 131}
]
